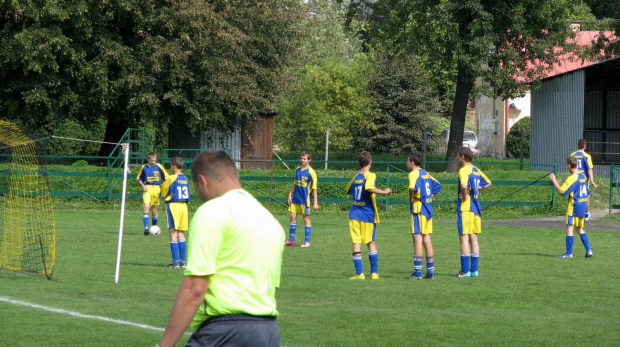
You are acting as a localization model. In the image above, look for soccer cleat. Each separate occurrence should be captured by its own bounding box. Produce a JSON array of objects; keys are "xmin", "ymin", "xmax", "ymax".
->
[
  {"xmin": 454, "ymin": 271, "xmax": 471, "ymax": 277},
  {"xmin": 585, "ymin": 250, "xmax": 593, "ymax": 258},
  {"xmin": 144, "ymin": 229, "xmax": 149, "ymax": 236},
  {"xmin": 424, "ymin": 274, "xmax": 435, "ymax": 280},
  {"xmin": 180, "ymin": 262, "xmax": 186, "ymax": 268},
  {"xmin": 349, "ymin": 273, "xmax": 366, "ymax": 280},
  {"xmin": 284, "ymin": 240, "xmax": 296, "ymax": 246},
  {"xmin": 371, "ymin": 273, "xmax": 380, "ymax": 280},
  {"xmin": 585, "ymin": 213, "xmax": 591, "ymax": 221},
  {"xmin": 300, "ymin": 242, "xmax": 310, "ymax": 248},
  {"xmin": 404, "ymin": 273, "xmax": 423, "ymax": 280},
  {"xmin": 167, "ymin": 262, "xmax": 180, "ymax": 268},
  {"xmin": 470, "ymin": 271, "xmax": 479, "ymax": 277},
  {"xmin": 558, "ymin": 253, "xmax": 573, "ymax": 258}
]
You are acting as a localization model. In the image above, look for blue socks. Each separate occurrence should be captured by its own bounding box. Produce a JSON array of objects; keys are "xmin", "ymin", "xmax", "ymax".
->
[
  {"xmin": 353, "ymin": 253, "xmax": 363, "ymax": 275},
  {"xmin": 566, "ymin": 235, "xmax": 575, "ymax": 254},
  {"xmin": 304, "ymin": 226, "xmax": 311, "ymax": 243},
  {"xmin": 413, "ymin": 255, "xmax": 423, "ymax": 277},
  {"xmin": 426, "ymin": 256, "xmax": 435, "ymax": 276},
  {"xmin": 369, "ymin": 251, "xmax": 378, "ymax": 274},
  {"xmin": 152, "ymin": 215, "xmax": 158, "ymax": 226},
  {"xmin": 170, "ymin": 242, "xmax": 179, "ymax": 265},
  {"xmin": 178, "ymin": 238, "xmax": 186, "ymax": 264},
  {"xmin": 461, "ymin": 254, "xmax": 470, "ymax": 273},
  {"xmin": 470, "ymin": 253, "xmax": 479, "ymax": 273},
  {"xmin": 143, "ymin": 213, "xmax": 149, "ymax": 230},
  {"xmin": 289, "ymin": 223, "xmax": 297, "ymax": 242},
  {"xmin": 580, "ymin": 233, "xmax": 591, "ymax": 252}
]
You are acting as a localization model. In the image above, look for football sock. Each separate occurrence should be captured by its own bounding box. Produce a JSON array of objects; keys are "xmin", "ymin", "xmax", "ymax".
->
[
  {"xmin": 566, "ymin": 235, "xmax": 575, "ymax": 254},
  {"xmin": 352, "ymin": 252, "xmax": 363, "ymax": 275},
  {"xmin": 470, "ymin": 253, "xmax": 479, "ymax": 272},
  {"xmin": 579, "ymin": 233, "xmax": 591, "ymax": 252},
  {"xmin": 460, "ymin": 254, "xmax": 470, "ymax": 273},
  {"xmin": 304, "ymin": 225, "xmax": 311, "ymax": 243},
  {"xmin": 170, "ymin": 242, "xmax": 179, "ymax": 265},
  {"xmin": 178, "ymin": 238, "xmax": 186, "ymax": 263},
  {"xmin": 369, "ymin": 251, "xmax": 378, "ymax": 274},
  {"xmin": 413, "ymin": 255, "xmax": 423, "ymax": 277},
  {"xmin": 426, "ymin": 256, "xmax": 435, "ymax": 276},
  {"xmin": 289, "ymin": 223, "xmax": 297, "ymax": 242},
  {"xmin": 152, "ymin": 215, "xmax": 158, "ymax": 226},
  {"xmin": 143, "ymin": 213, "xmax": 149, "ymax": 230}
]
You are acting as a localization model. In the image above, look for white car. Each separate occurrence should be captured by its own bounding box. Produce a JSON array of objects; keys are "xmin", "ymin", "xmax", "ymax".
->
[{"xmin": 440, "ymin": 129, "xmax": 479, "ymax": 155}]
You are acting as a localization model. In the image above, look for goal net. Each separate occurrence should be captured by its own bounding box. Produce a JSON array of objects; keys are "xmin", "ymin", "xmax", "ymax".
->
[{"xmin": 0, "ymin": 120, "xmax": 56, "ymax": 279}]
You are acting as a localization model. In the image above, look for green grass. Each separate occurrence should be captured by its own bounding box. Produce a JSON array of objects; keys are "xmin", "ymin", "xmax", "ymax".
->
[{"xmin": 1, "ymin": 209, "xmax": 619, "ymax": 346}]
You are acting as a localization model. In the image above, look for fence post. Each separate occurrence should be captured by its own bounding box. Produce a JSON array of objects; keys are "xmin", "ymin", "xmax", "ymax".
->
[
  {"xmin": 551, "ymin": 158, "xmax": 556, "ymax": 208},
  {"xmin": 107, "ymin": 157, "xmax": 112, "ymax": 202}
]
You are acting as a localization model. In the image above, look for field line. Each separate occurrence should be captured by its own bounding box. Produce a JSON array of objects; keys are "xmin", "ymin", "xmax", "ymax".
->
[{"xmin": 0, "ymin": 295, "xmax": 176, "ymax": 333}]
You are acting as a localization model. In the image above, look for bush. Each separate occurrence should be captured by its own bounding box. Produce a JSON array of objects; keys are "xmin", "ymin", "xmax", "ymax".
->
[{"xmin": 506, "ymin": 117, "xmax": 530, "ymax": 158}]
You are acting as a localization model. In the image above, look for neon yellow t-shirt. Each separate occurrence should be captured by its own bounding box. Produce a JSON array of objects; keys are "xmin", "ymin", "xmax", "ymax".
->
[{"xmin": 185, "ymin": 189, "xmax": 285, "ymax": 330}]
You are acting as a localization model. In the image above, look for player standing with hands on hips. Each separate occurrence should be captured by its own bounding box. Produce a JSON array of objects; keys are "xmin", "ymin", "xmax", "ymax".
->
[
  {"xmin": 549, "ymin": 157, "xmax": 593, "ymax": 258},
  {"xmin": 158, "ymin": 150, "xmax": 285, "ymax": 347},
  {"xmin": 455, "ymin": 147, "xmax": 491, "ymax": 278},
  {"xmin": 137, "ymin": 152, "xmax": 169, "ymax": 235},
  {"xmin": 286, "ymin": 150, "xmax": 319, "ymax": 247}
]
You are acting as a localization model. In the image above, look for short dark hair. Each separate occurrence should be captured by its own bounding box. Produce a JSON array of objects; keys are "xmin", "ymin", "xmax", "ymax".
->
[
  {"xmin": 191, "ymin": 150, "xmax": 238, "ymax": 182},
  {"xmin": 147, "ymin": 152, "xmax": 157, "ymax": 158},
  {"xmin": 578, "ymin": 139, "xmax": 586, "ymax": 149},
  {"xmin": 408, "ymin": 151, "xmax": 422, "ymax": 166},
  {"xmin": 566, "ymin": 156, "xmax": 578, "ymax": 169},
  {"xmin": 170, "ymin": 156, "xmax": 184, "ymax": 169},
  {"xmin": 457, "ymin": 146, "xmax": 473, "ymax": 162},
  {"xmin": 301, "ymin": 150, "xmax": 312, "ymax": 160},
  {"xmin": 358, "ymin": 151, "xmax": 372, "ymax": 167}
]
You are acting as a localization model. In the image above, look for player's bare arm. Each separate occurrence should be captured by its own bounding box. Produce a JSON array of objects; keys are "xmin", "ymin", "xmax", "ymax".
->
[{"xmin": 312, "ymin": 189, "xmax": 319, "ymax": 210}]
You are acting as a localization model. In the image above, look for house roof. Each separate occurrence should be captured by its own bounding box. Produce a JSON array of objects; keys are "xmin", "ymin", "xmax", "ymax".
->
[{"xmin": 542, "ymin": 31, "xmax": 617, "ymax": 80}]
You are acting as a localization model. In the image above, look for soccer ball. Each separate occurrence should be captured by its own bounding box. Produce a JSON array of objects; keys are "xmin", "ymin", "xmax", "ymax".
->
[{"xmin": 148, "ymin": 225, "xmax": 161, "ymax": 236}]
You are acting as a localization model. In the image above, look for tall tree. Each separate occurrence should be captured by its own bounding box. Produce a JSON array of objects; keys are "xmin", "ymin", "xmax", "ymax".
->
[
  {"xmin": 0, "ymin": 0, "xmax": 305, "ymax": 155},
  {"xmin": 363, "ymin": 0, "xmax": 580, "ymax": 170}
]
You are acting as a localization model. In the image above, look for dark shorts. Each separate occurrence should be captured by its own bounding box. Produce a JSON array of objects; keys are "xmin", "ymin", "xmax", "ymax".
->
[{"xmin": 186, "ymin": 314, "xmax": 279, "ymax": 347}]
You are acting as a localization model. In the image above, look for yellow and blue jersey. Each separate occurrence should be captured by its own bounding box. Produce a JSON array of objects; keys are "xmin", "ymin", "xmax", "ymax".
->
[
  {"xmin": 408, "ymin": 169, "xmax": 442, "ymax": 219},
  {"xmin": 161, "ymin": 173, "xmax": 190, "ymax": 203},
  {"xmin": 346, "ymin": 171, "xmax": 380, "ymax": 224},
  {"xmin": 457, "ymin": 165, "xmax": 491, "ymax": 216},
  {"xmin": 560, "ymin": 172, "xmax": 589, "ymax": 217},
  {"xmin": 137, "ymin": 163, "xmax": 168, "ymax": 185},
  {"xmin": 570, "ymin": 150, "xmax": 594, "ymax": 180},
  {"xmin": 290, "ymin": 166, "xmax": 318, "ymax": 207}
]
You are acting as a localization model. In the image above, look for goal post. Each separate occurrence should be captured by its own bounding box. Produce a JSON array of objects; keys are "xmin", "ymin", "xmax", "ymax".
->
[{"xmin": 0, "ymin": 120, "xmax": 56, "ymax": 279}]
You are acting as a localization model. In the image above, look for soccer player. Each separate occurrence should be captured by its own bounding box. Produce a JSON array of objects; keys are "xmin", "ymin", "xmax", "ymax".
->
[
  {"xmin": 549, "ymin": 157, "xmax": 593, "ymax": 258},
  {"xmin": 404, "ymin": 151, "xmax": 442, "ymax": 280},
  {"xmin": 158, "ymin": 150, "xmax": 284, "ymax": 347},
  {"xmin": 571, "ymin": 139, "xmax": 598, "ymax": 220},
  {"xmin": 161, "ymin": 157, "xmax": 190, "ymax": 268},
  {"xmin": 137, "ymin": 152, "xmax": 169, "ymax": 235},
  {"xmin": 286, "ymin": 150, "xmax": 319, "ymax": 247},
  {"xmin": 346, "ymin": 151, "xmax": 392, "ymax": 280},
  {"xmin": 455, "ymin": 146, "xmax": 492, "ymax": 278}
]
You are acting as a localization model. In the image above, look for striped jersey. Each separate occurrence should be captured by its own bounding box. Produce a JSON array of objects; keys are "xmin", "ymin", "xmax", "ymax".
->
[
  {"xmin": 136, "ymin": 163, "xmax": 168, "ymax": 185},
  {"xmin": 408, "ymin": 169, "xmax": 442, "ymax": 219},
  {"xmin": 290, "ymin": 166, "xmax": 318, "ymax": 207},
  {"xmin": 457, "ymin": 165, "xmax": 491, "ymax": 216},
  {"xmin": 346, "ymin": 171, "xmax": 381, "ymax": 224},
  {"xmin": 560, "ymin": 172, "xmax": 589, "ymax": 217}
]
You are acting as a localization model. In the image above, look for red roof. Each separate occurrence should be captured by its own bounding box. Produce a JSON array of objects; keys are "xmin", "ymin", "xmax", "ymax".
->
[{"xmin": 544, "ymin": 31, "xmax": 617, "ymax": 79}]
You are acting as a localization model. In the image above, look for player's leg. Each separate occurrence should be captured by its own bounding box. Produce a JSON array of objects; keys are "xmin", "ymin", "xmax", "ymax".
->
[
  {"xmin": 406, "ymin": 214, "xmax": 424, "ymax": 279},
  {"xmin": 166, "ymin": 203, "xmax": 180, "ymax": 267},
  {"xmin": 559, "ymin": 217, "xmax": 575, "ymax": 258},
  {"xmin": 367, "ymin": 224, "xmax": 379, "ymax": 279},
  {"xmin": 176, "ymin": 204, "xmax": 189, "ymax": 267},
  {"xmin": 422, "ymin": 234, "xmax": 435, "ymax": 279},
  {"xmin": 349, "ymin": 219, "xmax": 365, "ymax": 279},
  {"xmin": 575, "ymin": 218, "xmax": 592, "ymax": 257},
  {"xmin": 469, "ymin": 215, "xmax": 481, "ymax": 277},
  {"xmin": 301, "ymin": 212, "xmax": 312, "ymax": 247},
  {"xmin": 286, "ymin": 208, "xmax": 298, "ymax": 245},
  {"xmin": 177, "ymin": 230, "xmax": 187, "ymax": 267},
  {"xmin": 456, "ymin": 211, "xmax": 472, "ymax": 277},
  {"xmin": 151, "ymin": 185, "xmax": 161, "ymax": 226},
  {"xmin": 142, "ymin": 189, "xmax": 151, "ymax": 235}
]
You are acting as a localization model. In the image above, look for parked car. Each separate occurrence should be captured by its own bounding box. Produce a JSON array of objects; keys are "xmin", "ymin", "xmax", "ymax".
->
[{"xmin": 440, "ymin": 129, "xmax": 479, "ymax": 155}]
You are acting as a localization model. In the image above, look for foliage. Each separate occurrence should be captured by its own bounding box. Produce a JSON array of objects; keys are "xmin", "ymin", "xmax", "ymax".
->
[
  {"xmin": 274, "ymin": 2, "xmax": 374, "ymax": 152},
  {"xmin": 353, "ymin": 50, "xmax": 442, "ymax": 155},
  {"xmin": 361, "ymin": 0, "xmax": 582, "ymax": 169},
  {"xmin": 0, "ymin": 0, "xmax": 305, "ymax": 146},
  {"xmin": 506, "ymin": 117, "xmax": 530, "ymax": 158}
]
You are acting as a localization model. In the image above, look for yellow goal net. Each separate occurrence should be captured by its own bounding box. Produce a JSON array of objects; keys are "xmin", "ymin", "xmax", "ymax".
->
[{"xmin": 0, "ymin": 120, "xmax": 55, "ymax": 279}]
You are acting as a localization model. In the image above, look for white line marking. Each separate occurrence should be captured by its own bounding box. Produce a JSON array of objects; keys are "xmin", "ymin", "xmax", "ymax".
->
[{"xmin": 0, "ymin": 296, "xmax": 167, "ymax": 332}]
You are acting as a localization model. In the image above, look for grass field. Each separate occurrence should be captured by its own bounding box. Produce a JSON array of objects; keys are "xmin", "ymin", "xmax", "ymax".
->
[{"xmin": 1, "ymin": 207, "xmax": 619, "ymax": 346}]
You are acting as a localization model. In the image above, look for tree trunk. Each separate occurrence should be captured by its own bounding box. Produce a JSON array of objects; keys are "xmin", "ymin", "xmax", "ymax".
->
[
  {"xmin": 444, "ymin": 61, "xmax": 475, "ymax": 172},
  {"xmin": 97, "ymin": 117, "xmax": 133, "ymax": 164}
]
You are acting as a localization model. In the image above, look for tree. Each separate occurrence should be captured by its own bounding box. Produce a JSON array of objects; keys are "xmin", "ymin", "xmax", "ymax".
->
[
  {"xmin": 354, "ymin": 50, "xmax": 441, "ymax": 155},
  {"xmin": 363, "ymin": 0, "xmax": 580, "ymax": 170},
  {"xmin": 0, "ymin": 0, "xmax": 305, "ymax": 156}
]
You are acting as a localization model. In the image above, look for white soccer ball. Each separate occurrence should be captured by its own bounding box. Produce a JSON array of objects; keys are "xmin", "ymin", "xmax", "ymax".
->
[{"xmin": 148, "ymin": 225, "xmax": 161, "ymax": 236}]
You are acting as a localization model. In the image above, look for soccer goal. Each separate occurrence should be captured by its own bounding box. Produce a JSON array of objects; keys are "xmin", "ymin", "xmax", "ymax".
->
[{"xmin": 0, "ymin": 120, "xmax": 56, "ymax": 279}]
